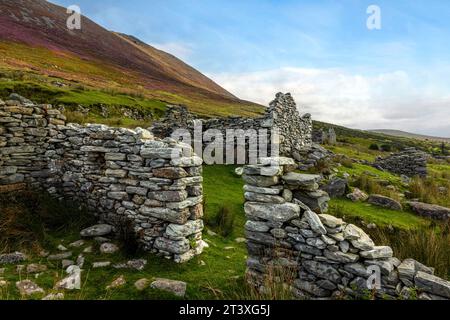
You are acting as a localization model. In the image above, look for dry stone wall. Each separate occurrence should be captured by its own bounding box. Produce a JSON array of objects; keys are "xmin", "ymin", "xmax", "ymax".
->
[
  {"xmin": 151, "ymin": 93, "xmax": 313, "ymax": 162},
  {"xmin": 374, "ymin": 148, "xmax": 428, "ymax": 177},
  {"xmin": 243, "ymin": 157, "xmax": 450, "ymax": 300},
  {"xmin": 0, "ymin": 94, "xmax": 205, "ymax": 263}
]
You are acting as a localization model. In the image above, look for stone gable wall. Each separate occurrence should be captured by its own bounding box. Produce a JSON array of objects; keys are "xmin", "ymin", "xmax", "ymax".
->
[
  {"xmin": 151, "ymin": 93, "xmax": 313, "ymax": 162},
  {"xmin": 0, "ymin": 94, "xmax": 205, "ymax": 263},
  {"xmin": 242, "ymin": 157, "xmax": 450, "ymax": 300}
]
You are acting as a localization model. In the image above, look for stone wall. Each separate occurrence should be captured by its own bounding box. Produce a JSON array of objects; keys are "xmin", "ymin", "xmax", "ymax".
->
[
  {"xmin": 243, "ymin": 157, "xmax": 450, "ymax": 300},
  {"xmin": 374, "ymin": 148, "xmax": 428, "ymax": 177},
  {"xmin": 151, "ymin": 93, "xmax": 313, "ymax": 163},
  {"xmin": 312, "ymin": 128, "xmax": 337, "ymax": 145},
  {"xmin": 0, "ymin": 94, "xmax": 205, "ymax": 263}
]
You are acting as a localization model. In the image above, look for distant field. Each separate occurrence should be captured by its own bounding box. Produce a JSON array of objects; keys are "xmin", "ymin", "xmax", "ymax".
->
[{"xmin": 370, "ymin": 129, "xmax": 450, "ymax": 143}]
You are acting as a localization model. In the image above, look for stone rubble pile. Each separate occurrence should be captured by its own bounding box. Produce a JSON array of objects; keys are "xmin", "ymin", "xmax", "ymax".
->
[
  {"xmin": 243, "ymin": 157, "xmax": 450, "ymax": 300},
  {"xmin": 0, "ymin": 94, "xmax": 205, "ymax": 263},
  {"xmin": 374, "ymin": 148, "xmax": 428, "ymax": 177}
]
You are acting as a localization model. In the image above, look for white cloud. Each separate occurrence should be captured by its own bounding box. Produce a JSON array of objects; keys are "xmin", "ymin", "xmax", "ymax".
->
[
  {"xmin": 149, "ymin": 42, "xmax": 193, "ymax": 60},
  {"xmin": 209, "ymin": 67, "xmax": 450, "ymax": 137}
]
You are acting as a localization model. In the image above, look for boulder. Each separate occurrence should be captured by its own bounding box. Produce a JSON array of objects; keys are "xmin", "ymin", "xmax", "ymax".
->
[
  {"xmin": 16, "ymin": 280, "xmax": 45, "ymax": 296},
  {"xmin": 106, "ymin": 275, "xmax": 126, "ymax": 290},
  {"xmin": 151, "ymin": 278, "xmax": 187, "ymax": 297},
  {"xmin": 99, "ymin": 243, "xmax": 119, "ymax": 254},
  {"xmin": 80, "ymin": 224, "xmax": 113, "ymax": 238},
  {"xmin": 0, "ymin": 252, "xmax": 26, "ymax": 265},
  {"xmin": 320, "ymin": 177, "xmax": 348, "ymax": 198},
  {"xmin": 408, "ymin": 201, "xmax": 450, "ymax": 220},
  {"xmin": 368, "ymin": 194, "xmax": 403, "ymax": 211},
  {"xmin": 346, "ymin": 188, "xmax": 368, "ymax": 202},
  {"xmin": 134, "ymin": 278, "xmax": 150, "ymax": 291}
]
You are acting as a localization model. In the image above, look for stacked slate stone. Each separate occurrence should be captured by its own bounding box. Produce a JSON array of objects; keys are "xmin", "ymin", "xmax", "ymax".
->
[
  {"xmin": 374, "ymin": 148, "xmax": 428, "ymax": 177},
  {"xmin": 296, "ymin": 144, "xmax": 334, "ymax": 171},
  {"xmin": 150, "ymin": 93, "xmax": 313, "ymax": 163},
  {"xmin": 243, "ymin": 157, "xmax": 450, "ymax": 300},
  {"xmin": 0, "ymin": 94, "xmax": 205, "ymax": 263}
]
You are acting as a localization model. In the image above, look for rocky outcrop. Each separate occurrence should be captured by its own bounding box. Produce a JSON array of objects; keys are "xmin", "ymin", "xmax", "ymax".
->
[
  {"xmin": 374, "ymin": 148, "xmax": 428, "ymax": 177},
  {"xmin": 243, "ymin": 157, "xmax": 450, "ymax": 300},
  {"xmin": 0, "ymin": 94, "xmax": 204, "ymax": 263},
  {"xmin": 408, "ymin": 202, "xmax": 450, "ymax": 220}
]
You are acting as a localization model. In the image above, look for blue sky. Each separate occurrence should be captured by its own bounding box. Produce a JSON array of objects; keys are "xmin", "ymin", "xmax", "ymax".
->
[{"xmin": 51, "ymin": 0, "xmax": 450, "ymax": 136}]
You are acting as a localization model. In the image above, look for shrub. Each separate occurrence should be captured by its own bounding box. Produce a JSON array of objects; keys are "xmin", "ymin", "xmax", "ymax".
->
[
  {"xmin": 0, "ymin": 190, "xmax": 95, "ymax": 253},
  {"xmin": 340, "ymin": 158, "xmax": 354, "ymax": 169},
  {"xmin": 205, "ymin": 205, "xmax": 235, "ymax": 237},
  {"xmin": 351, "ymin": 174, "xmax": 400, "ymax": 201},
  {"xmin": 380, "ymin": 144, "xmax": 392, "ymax": 152},
  {"xmin": 368, "ymin": 222, "xmax": 450, "ymax": 279},
  {"xmin": 64, "ymin": 111, "xmax": 88, "ymax": 124},
  {"xmin": 228, "ymin": 250, "xmax": 298, "ymax": 300},
  {"xmin": 369, "ymin": 143, "xmax": 379, "ymax": 151},
  {"xmin": 409, "ymin": 177, "xmax": 450, "ymax": 207}
]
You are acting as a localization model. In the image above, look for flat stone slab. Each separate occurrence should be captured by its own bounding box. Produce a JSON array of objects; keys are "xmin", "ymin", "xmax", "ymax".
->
[
  {"xmin": 368, "ymin": 194, "xmax": 403, "ymax": 211},
  {"xmin": 282, "ymin": 172, "xmax": 321, "ymax": 187},
  {"xmin": 80, "ymin": 224, "xmax": 113, "ymax": 238},
  {"xmin": 151, "ymin": 278, "xmax": 187, "ymax": 297},
  {"xmin": 415, "ymin": 271, "xmax": 450, "ymax": 299},
  {"xmin": 408, "ymin": 201, "xmax": 450, "ymax": 220}
]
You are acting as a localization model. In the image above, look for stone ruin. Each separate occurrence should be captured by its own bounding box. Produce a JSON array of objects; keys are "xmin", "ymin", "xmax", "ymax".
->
[
  {"xmin": 242, "ymin": 157, "xmax": 450, "ymax": 300},
  {"xmin": 312, "ymin": 128, "xmax": 337, "ymax": 145},
  {"xmin": 1, "ymin": 93, "xmax": 449, "ymax": 299},
  {"xmin": 374, "ymin": 147, "xmax": 428, "ymax": 177},
  {"xmin": 151, "ymin": 92, "xmax": 314, "ymax": 163},
  {"xmin": 0, "ymin": 94, "xmax": 205, "ymax": 263}
]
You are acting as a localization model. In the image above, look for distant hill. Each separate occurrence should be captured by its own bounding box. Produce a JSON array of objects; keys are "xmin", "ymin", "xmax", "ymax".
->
[
  {"xmin": 0, "ymin": 0, "xmax": 263, "ymax": 117},
  {"xmin": 369, "ymin": 130, "xmax": 450, "ymax": 143}
]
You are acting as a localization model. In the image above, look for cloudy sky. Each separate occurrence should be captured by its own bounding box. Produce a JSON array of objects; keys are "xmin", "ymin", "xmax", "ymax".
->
[{"xmin": 52, "ymin": 0, "xmax": 450, "ymax": 137}]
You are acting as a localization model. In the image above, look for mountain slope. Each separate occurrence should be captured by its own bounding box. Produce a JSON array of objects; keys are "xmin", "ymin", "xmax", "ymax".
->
[
  {"xmin": 370, "ymin": 130, "xmax": 450, "ymax": 143},
  {"xmin": 0, "ymin": 0, "xmax": 263, "ymax": 117}
]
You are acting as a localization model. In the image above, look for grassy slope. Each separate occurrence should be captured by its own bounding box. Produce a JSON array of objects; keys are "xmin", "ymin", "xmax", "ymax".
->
[
  {"xmin": 329, "ymin": 199, "xmax": 430, "ymax": 230},
  {"xmin": 0, "ymin": 41, "xmax": 264, "ymax": 118}
]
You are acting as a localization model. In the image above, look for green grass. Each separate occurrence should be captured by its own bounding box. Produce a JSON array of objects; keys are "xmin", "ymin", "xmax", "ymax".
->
[
  {"xmin": 203, "ymin": 165, "xmax": 246, "ymax": 238},
  {"xmin": 329, "ymin": 198, "xmax": 431, "ymax": 230},
  {"xmin": 336, "ymin": 163, "xmax": 403, "ymax": 188},
  {"xmin": 0, "ymin": 41, "xmax": 265, "ymax": 118}
]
